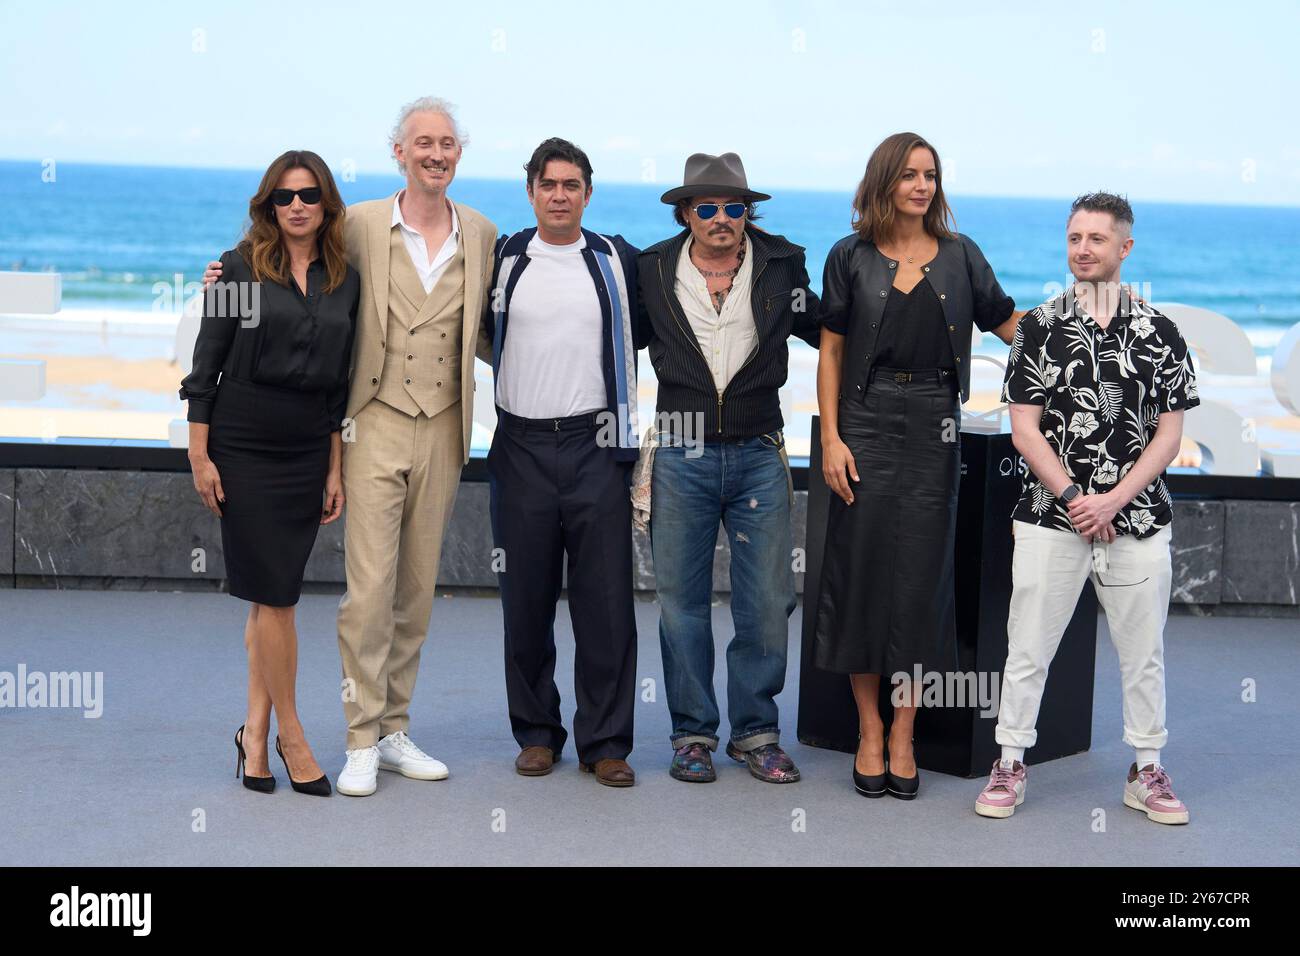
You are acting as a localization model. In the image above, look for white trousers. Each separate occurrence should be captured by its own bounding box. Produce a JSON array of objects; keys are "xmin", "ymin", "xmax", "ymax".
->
[{"xmin": 995, "ymin": 520, "xmax": 1173, "ymax": 753}]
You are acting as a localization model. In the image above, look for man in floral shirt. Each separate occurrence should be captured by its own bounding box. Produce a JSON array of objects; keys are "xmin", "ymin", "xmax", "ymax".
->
[{"xmin": 974, "ymin": 193, "xmax": 1199, "ymax": 825}]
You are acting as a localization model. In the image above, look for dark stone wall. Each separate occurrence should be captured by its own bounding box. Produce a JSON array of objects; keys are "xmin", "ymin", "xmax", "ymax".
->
[{"xmin": 1, "ymin": 468, "xmax": 1296, "ymax": 616}]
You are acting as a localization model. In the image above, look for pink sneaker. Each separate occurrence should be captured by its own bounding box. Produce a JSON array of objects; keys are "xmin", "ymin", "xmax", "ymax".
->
[
  {"xmin": 975, "ymin": 759, "xmax": 1026, "ymax": 818},
  {"xmin": 1124, "ymin": 763, "xmax": 1190, "ymax": 825}
]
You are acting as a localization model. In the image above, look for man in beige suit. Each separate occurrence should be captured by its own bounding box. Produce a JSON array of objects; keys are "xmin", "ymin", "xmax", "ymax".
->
[
  {"xmin": 201, "ymin": 98, "xmax": 494, "ymax": 797},
  {"xmin": 331, "ymin": 97, "xmax": 496, "ymax": 795}
]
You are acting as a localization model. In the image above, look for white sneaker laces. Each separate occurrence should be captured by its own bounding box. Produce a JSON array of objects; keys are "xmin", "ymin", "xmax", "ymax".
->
[
  {"xmin": 345, "ymin": 747, "xmax": 379, "ymax": 773},
  {"xmin": 987, "ymin": 764, "xmax": 1019, "ymax": 793},
  {"xmin": 385, "ymin": 731, "xmax": 431, "ymax": 761},
  {"xmin": 1140, "ymin": 767, "xmax": 1175, "ymax": 800}
]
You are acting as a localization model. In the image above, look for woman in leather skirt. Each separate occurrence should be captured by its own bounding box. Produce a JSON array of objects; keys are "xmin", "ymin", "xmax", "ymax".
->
[{"xmin": 813, "ymin": 132, "xmax": 1024, "ymax": 800}]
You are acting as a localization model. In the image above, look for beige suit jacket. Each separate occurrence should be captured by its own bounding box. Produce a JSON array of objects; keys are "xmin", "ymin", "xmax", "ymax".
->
[{"xmin": 342, "ymin": 192, "xmax": 496, "ymax": 463}]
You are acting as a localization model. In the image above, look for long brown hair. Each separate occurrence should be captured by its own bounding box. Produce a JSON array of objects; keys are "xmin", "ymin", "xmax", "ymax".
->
[
  {"xmin": 850, "ymin": 132, "xmax": 956, "ymax": 245},
  {"xmin": 237, "ymin": 150, "xmax": 348, "ymax": 293}
]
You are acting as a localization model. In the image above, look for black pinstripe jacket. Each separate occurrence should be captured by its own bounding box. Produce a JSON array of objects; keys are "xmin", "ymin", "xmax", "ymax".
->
[{"xmin": 635, "ymin": 226, "xmax": 820, "ymax": 442}]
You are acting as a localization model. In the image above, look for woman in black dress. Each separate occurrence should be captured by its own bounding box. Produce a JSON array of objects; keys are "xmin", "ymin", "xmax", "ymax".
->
[
  {"xmin": 814, "ymin": 133, "xmax": 1024, "ymax": 799},
  {"xmin": 180, "ymin": 150, "xmax": 358, "ymax": 796}
]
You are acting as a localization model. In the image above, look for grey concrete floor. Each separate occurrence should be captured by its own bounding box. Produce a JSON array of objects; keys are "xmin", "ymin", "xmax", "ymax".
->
[{"xmin": 0, "ymin": 589, "xmax": 1296, "ymax": 866}]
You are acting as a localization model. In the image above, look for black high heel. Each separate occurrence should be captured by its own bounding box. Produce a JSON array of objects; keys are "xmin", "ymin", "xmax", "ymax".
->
[
  {"xmin": 885, "ymin": 735, "xmax": 921, "ymax": 800},
  {"xmin": 275, "ymin": 736, "xmax": 332, "ymax": 797},
  {"xmin": 235, "ymin": 725, "xmax": 275, "ymax": 793},
  {"xmin": 852, "ymin": 734, "xmax": 887, "ymax": 798}
]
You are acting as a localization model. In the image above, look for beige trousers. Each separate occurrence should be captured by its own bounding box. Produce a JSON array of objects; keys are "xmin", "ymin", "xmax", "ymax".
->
[
  {"xmin": 996, "ymin": 520, "xmax": 1174, "ymax": 754},
  {"xmin": 337, "ymin": 397, "xmax": 463, "ymax": 750}
]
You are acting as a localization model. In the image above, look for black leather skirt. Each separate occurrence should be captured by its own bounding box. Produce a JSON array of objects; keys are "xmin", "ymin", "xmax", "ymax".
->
[{"xmin": 813, "ymin": 368, "xmax": 961, "ymax": 677}]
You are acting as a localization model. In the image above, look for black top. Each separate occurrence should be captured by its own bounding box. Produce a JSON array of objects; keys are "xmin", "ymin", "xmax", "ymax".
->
[
  {"xmin": 1001, "ymin": 288, "xmax": 1200, "ymax": 539},
  {"xmin": 819, "ymin": 234, "xmax": 1014, "ymax": 402},
  {"xmin": 869, "ymin": 276, "xmax": 955, "ymax": 370},
  {"xmin": 179, "ymin": 248, "xmax": 359, "ymax": 430},
  {"xmin": 636, "ymin": 225, "xmax": 821, "ymax": 443}
]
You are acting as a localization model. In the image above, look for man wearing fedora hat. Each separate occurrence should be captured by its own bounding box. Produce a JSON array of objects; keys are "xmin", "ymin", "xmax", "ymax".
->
[{"xmin": 636, "ymin": 152, "xmax": 820, "ymax": 784}]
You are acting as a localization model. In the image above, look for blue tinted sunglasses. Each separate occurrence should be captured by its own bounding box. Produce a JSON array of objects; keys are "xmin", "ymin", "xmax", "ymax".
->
[{"xmin": 693, "ymin": 202, "xmax": 747, "ymax": 220}]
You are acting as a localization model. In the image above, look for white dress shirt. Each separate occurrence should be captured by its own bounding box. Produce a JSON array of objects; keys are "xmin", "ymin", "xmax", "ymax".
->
[
  {"xmin": 392, "ymin": 190, "xmax": 461, "ymax": 293},
  {"xmin": 675, "ymin": 234, "xmax": 758, "ymax": 393}
]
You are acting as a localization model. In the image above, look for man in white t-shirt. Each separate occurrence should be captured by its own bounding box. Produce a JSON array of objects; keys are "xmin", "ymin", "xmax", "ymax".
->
[{"xmin": 485, "ymin": 138, "xmax": 643, "ymax": 787}]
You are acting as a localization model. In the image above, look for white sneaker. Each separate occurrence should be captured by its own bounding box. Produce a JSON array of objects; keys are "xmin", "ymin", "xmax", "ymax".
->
[
  {"xmin": 974, "ymin": 759, "xmax": 1027, "ymax": 818},
  {"xmin": 378, "ymin": 731, "xmax": 449, "ymax": 781},
  {"xmin": 1123, "ymin": 763, "xmax": 1190, "ymax": 825},
  {"xmin": 337, "ymin": 746, "xmax": 380, "ymax": 797}
]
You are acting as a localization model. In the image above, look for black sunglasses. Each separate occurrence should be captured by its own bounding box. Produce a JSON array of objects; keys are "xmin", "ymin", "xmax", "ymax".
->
[
  {"xmin": 270, "ymin": 187, "xmax": 322, "ymax": 206},
  {"xmin": 693, "ymin": 202, "xmax": 747, "ymax": 220}
]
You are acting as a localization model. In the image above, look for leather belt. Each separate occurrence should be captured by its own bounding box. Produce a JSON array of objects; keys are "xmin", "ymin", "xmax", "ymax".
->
[{"xmin": 867, "ymin": 366, "xmax": 957, "ymax": 386}]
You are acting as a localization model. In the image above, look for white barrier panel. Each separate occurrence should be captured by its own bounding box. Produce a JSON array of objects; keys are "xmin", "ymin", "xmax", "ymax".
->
[
  {"xmin": 964, "ymin": 351, "xmax": 1008, "ymax": 434},
  {"xmin": 1160, "ymin": 303, "xmax": 1257, "ymax": 376},
  {"xmin": 0, "ymin": 272, "xmax": 60, "ymax": 403},
  {"xmin": 1183, "ymin": 400, "xmax": 1259, "ymax": 475},
  {"xmin": 1271, "ymin": 322, "xmax": 1300, "ymax": 417},
  {"xmin": 0, "ymin": 359, "xmax": 47, "ymax": 402},
  {"xmin": 0, "ymin": 271, "xmax": 62, "ymax": 314},
  {"xmin": 1261, "ymin": 450, "xmax": 1300, "ymax": 479},
  {"xmin": 174, "ymin": 292, "xmax": 204, "ymax": 376},
  {"xmin": 168, "ymin": 293, "xmax": 205, "ymax": 447},
  {"xmin": 1160, "ymin": 303, "xmax": 1258, "ymax": 477}
]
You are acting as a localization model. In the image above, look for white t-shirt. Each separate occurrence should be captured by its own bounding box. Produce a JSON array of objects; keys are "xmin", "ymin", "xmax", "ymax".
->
[{"xmin": 495, "ymin": 234, "xmax": 608, "ymax": 419}]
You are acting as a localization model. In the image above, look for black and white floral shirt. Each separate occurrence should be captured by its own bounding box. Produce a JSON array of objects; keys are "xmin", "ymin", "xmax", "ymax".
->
[{"xmin": 1001, "ymin": 288, "xmax": 1199, "ymax": 538}]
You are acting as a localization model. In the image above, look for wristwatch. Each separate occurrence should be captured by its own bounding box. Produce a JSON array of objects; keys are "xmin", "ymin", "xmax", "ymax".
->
[{"xmin": 1059, "ymin": 483, "xmax": 1082, "ymax": 503}]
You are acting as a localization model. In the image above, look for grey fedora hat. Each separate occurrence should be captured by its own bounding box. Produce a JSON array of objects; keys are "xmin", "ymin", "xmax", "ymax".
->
[{"xmin": 659, "ymin": 152, "xmax": 772, "ymax": 204}]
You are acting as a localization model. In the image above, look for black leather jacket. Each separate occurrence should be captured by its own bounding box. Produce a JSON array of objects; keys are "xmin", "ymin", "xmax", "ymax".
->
[
  {"xmin": 820, "ymin": 232, "xmax": 1014, "ymax": 402},
  {"xmin": 636, "ymin": 226, "xmax": 821, "ymax": 441}
]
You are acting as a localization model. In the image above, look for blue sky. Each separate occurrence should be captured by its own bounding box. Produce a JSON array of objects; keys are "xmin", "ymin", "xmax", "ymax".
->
[{"xmin": 3, "ymin": 0, "xmax": 1298, "ymax": 206}]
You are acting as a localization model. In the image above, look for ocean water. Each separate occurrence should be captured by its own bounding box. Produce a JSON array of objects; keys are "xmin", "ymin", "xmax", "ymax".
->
[
  {"xmin": 2, "ymin": 160, "xmax": 1299, "ymax": 455},
  {"xmin": 3, "ymin": 160, "xmax": 1298, "ymax": 340}
]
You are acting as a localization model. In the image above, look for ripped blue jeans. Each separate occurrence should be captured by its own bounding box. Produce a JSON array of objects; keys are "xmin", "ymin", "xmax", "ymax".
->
[{"xmin": 649, "ymin": 429, "xmax": 796, "ymax": 753}]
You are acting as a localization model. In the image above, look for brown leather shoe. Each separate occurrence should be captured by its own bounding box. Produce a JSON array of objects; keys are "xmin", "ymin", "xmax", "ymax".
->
[
  {"xmin": 579, "ymin": 757, "xmax": 635, "ymax": 787},
  {"xmin": 515, "ymin": 746, "xmax": 556, "ymax": 776}
]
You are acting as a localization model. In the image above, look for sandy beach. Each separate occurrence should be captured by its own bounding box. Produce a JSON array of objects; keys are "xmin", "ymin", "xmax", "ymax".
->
[{"xmin": 4, "ymin": 343, "xmax": 1298, "ymax": 475}]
